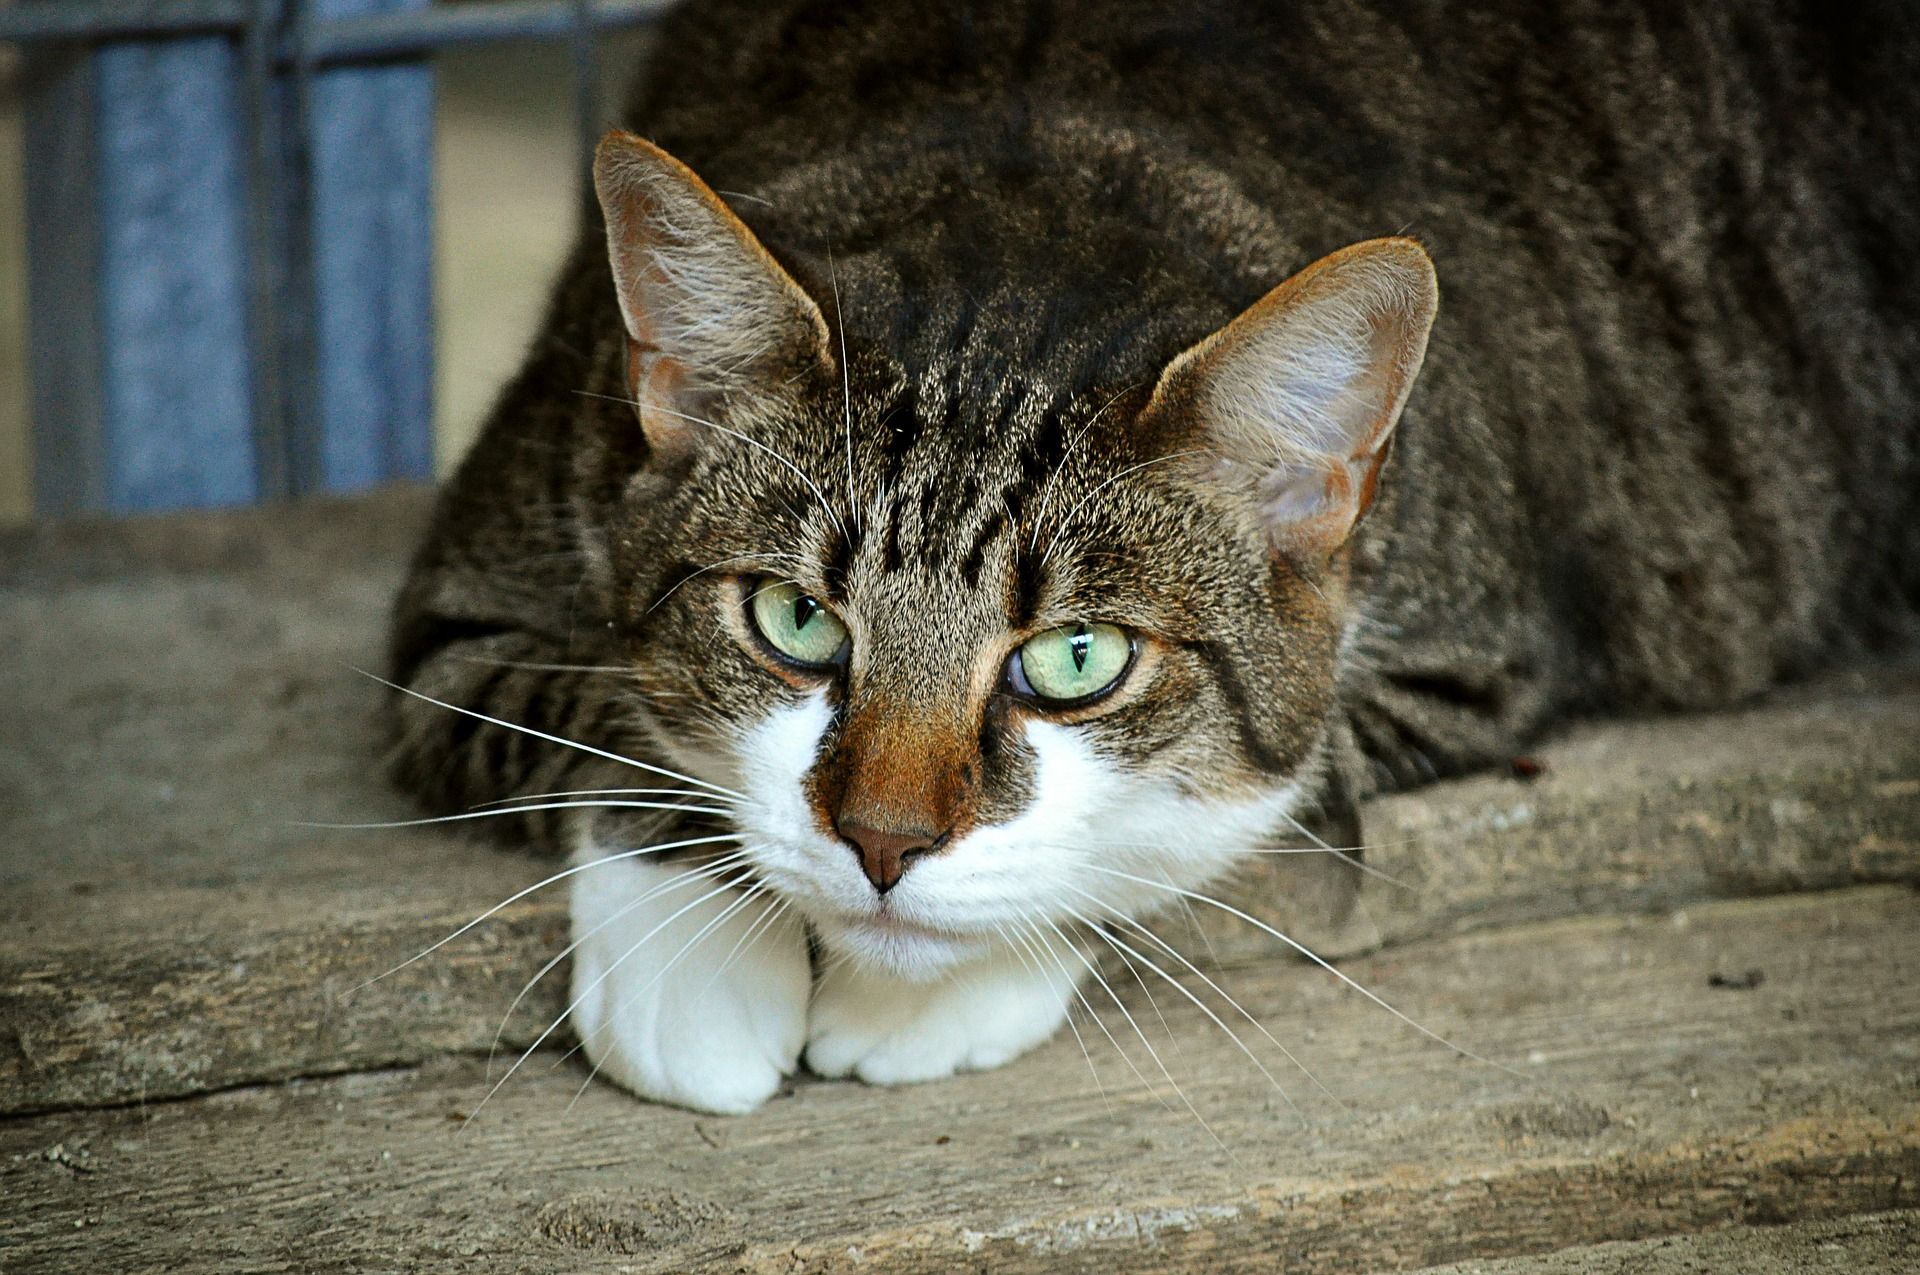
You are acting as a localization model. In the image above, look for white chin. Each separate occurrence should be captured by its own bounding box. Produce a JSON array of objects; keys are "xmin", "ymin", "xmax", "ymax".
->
[{"xmin": 817, "ymin": 913, "xmax": 992, "ymax": 981}]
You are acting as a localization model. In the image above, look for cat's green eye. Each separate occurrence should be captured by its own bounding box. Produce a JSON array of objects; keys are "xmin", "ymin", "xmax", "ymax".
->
[
  {"xmin": 747, "ymin": 580, "xmax": 850, "ymax": 668},
  {"xmin": 1010, "ymin": 622, "xmax": 1133, "ymax": 705}
]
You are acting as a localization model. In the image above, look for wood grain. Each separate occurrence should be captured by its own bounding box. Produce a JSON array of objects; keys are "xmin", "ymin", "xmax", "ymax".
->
[{"xmin": 3, "ymin": 888, "xmax": 1915, "ymax": 1273}]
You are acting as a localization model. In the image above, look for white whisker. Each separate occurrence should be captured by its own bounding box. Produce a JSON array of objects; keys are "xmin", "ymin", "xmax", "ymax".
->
[
  {"xmin": 1082, "ymin": 865, "xmax": 1517, "ymax": 1075},
  {"xmin": 465, "ymin": 872, "xmax": 753, "ymax": 1126},
  {"xmin": 573, "ymin": 390, "xmax": 847, "ymax": 540},
  {"xmin": 486, "ymin": 851, "xmax": 751, "ymax": 1079},
  {"xmin": 350, "ymin": 832, "xmax": 738, "ymax": 992},
  {"xmin": 365, "ymin": 666, "xmax": 744, "ymax": 800},
  {"xmin": 469, "ymin": 786, "xmax": 735, "ymax": 810},
  {"xmin": 302, "ymin": 798, "xmax": 732, "ymax": 831},
  {"xmin": 1067, "ymin": 884, "xmax": 1344, "ymax": 1110},
  {"xmin": 565, "ymin": 884, "xmax": 770, "ymax": 1107},
  {"xmin": 1065, "ymin": 897, "xmax": 1319, "ymax": 1118}
]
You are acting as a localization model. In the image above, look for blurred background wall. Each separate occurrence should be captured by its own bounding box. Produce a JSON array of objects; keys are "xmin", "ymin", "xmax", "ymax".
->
[{"xmin": 0, "ymin": 26, "xmax": 652, "ymax": 525}]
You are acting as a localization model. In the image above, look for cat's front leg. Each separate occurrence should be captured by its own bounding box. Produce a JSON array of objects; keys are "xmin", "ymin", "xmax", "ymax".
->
[
  {"xmin": 804, "ymin": 941, "xmax": 1084, "ymax": 1085},
  {"xmin": 567, "ymin": 845, "xmax": 810, "ymax": 1114}
]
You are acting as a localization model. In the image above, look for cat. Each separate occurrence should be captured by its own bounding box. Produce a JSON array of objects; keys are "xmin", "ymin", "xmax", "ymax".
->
[{"xmin": 386, "ymin": 0, "xmax": 1920, "ymax": 1114}]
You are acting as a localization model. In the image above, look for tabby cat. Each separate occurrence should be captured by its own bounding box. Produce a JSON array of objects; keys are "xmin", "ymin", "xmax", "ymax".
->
[{"xmin": 387, "ymin": 0, "xmax": 1919, "ymax": 1113}]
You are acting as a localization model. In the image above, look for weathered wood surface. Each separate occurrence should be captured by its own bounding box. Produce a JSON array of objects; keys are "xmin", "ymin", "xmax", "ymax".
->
[
  {"xmin": 1411, "ymin": 1210, "xmax": 1918, "ymax": 1273},
  {"xmin": 2, "ymin": 888, "xmax": 1915, "ymax": 1274},
  {"xmin": 1, "ymin": 492, "xmax": 1917, "ymax": 1114}
]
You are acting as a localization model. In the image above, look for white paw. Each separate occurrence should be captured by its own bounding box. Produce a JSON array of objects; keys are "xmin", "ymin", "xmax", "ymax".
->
[
  {"xmin": 804, "ymin": 942, "xmax": 1082, "ymax": 1085},
  {"xmin": 567, "ymin": 847, "xmax": 809, "ymax": 1114}
]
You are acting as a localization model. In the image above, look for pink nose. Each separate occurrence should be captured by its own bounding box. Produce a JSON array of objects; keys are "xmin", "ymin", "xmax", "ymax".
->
[{"xmin": 835, "ymin": 819, "xmax": 944, "ymax": 894}]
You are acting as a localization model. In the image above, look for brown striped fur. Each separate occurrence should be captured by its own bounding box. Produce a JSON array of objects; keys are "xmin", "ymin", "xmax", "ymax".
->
[{"xmin": 388, "ymin": 0, "xmax": 1919, "ymax": 861}]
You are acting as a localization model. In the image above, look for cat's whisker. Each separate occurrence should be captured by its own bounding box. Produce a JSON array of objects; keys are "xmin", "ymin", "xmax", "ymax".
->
[
  {"xmin": 486, "ymin": 850, "xmax": 752, "ymax": 1081},
  {"xmin": 350, "ymin": 832, "xmax": 740, "ymax": 993},
  {"xmin": 574, "ymin": 390, "xmax": 848, "ymax": 540},
  {"xmin": 1276, "ymin": 810, "xmax": 1416, "ymax": 890},
  {"xmin": 464, "ymin": 871, "xmax": 756, "ymax": 1127},
  {"xmin": 440, "ymin": 653, "xmax": 635, "ymax": 675},
  {"xmin": 1081, "ymin": 865, "xmax": 1519, "ymax": 1076},
  {"xmin": 302, "ymin": 798, "xmax": 734, "ymax": 832},
  {"xmin": 645, "ymin": 550, "xmax": 807, "ymax": 616},
  {"xmin": 468, "ymin": 786, "xmax": 736, "ymax": 811},
  {"xmin": 1066, "ymin": 906, "xmax": 1300, "ymax": 1124},
  {"xmin": 1064, "ymin": 888, "xmax": 1342, "ymax": 1112},
  {"xmin": 1012, "ymin": 916, "xmax": 1156, "ymax": 1114},
  {"xmin": 697, "ymin": 888, "xmax": 791, "ymax": 996},
  {"xmin": 1039, "ymin": 448, "xmax": 1212, "ymax": 567},
  {"xmin": 1031, "ymin": 912, "xmax": 1232, "ymax": 1152},
  {"xmin": 993, "ymin": 920, "xmax": 1115, "ymax": 1115},
  {"xmin": 365, "ymin": 667, "xmax": 746, "ymax": 800},
  {"xmin": 1026, "ymin": 380, "xmax": 1147, "ymax": 552}
]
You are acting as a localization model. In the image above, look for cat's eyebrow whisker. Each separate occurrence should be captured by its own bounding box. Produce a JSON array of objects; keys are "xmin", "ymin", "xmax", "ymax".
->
[
  {"xmin": 349, "ymin": 832, "xmax": 740, "ymax": 993},
  {"xmin": 573, "ymin": 390, "xmax": 848, "ymax": 540},
  {"xmin": 442, "ymin": 653, "xmax": 636, "ymax": 675},
  {"xmin": 1065, "ymin": 887, "xmax": 1342, "ymax": 1113},
  {"xmin": 300, "ymin": 798, "xmax": 734, "ymax": 832},
  {"xmin": 465, "ymin": 871, "xmax": 755, "ymax": 1127},
  {"xmin": 1039, "ymin": 448, "xmax": 1212, "ymax": 568},
  {"xmin": 468, "ymin": 786, "xmax": 736, "ymax": 811},
  {"xmin": 1081, "ymin": 865, "xmax": 1520, "ymax": 1077},
  {"xmin": 486, "ymin": 850, "xmax": 751, "ymax": 1079},
  {"xmin": 645, "ymin": 550, "xmax": 806, "ymax": 617},
  {"xmin": 365, "ymin": 667, "xmax": 745, "ymax": 801},
  {"xmin": 1026, "ymin": 380, "xmax": 1148, "ymax": 552}
]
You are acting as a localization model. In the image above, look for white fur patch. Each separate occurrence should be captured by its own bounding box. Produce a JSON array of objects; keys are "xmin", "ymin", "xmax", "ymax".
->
[
  {"xmin": 571, "ymin": 690, "xmax": 1306, "ymax": 1105},
  {"xmin": 805, "ymin": 942, "xmax": 1081, "ymax": 1084}
]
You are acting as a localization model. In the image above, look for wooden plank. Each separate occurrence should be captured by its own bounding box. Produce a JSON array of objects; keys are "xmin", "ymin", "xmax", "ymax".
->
[
  {"xmin": 1403, "ymin": 1211, "xmax": 1917, "ymax": 1273},
  {"xmin": 0, "ymin": 493, "xmax": 1916, "ymax": 1115},
  {"xmin": 1, "ymin": 889, "xmax": 1915, "ymax": 1273}
]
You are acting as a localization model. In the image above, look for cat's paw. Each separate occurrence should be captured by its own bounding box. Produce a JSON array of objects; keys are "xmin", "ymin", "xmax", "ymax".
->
[
  {"xmin": 568, "ymin": 849, "xmax": 809, "ymax": 1114},
  {"xmin": 804, "ymin": 944, "xmax": 1082, "ymax": 1085}
]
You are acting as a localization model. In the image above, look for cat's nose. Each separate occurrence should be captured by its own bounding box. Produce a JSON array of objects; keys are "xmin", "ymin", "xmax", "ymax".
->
[{"xmin": 836, "ymin": 819, "xmax": 946, "ymax": 895}]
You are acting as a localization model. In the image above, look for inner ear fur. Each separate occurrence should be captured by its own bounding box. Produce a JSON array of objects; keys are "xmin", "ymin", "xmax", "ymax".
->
[
  {"xmin": 1148, "ymin": 237, "xmax": 1439, "ymax": 561},
  {"xmin": 593, "ymin": 130, "xmax": 833, "ymax": 466}
]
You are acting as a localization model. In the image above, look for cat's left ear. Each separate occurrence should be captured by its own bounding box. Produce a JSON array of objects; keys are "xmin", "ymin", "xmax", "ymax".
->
[
  {"xmin": 594, "ymin": 131, "xmax": 833, "ymax": 467},
  {"xmin": 1148, "ymin": 238, "xmax": 1438, "ymax": 561}
]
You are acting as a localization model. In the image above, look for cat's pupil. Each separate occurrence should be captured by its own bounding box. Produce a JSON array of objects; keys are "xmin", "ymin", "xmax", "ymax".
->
[
  {"xmin": 1068, "ymin": 625, "xmax": 1091, "ymax": 673},
  {"xmin": 792, "ymin": 594, "xmax": 821, "ymax": 632}
]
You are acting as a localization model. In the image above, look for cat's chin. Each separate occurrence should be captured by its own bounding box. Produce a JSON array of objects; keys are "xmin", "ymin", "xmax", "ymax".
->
[{"xmin": 814, "ymin": 911, "xmax": 993, "ymax": 982}]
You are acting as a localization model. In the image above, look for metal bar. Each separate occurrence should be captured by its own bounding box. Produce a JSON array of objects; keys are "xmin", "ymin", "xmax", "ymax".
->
[
  {"xmin": 0, "ymin": 1, "xmax": 245, "ymax": 44},
  {"xmin": 0, "ymin": 0, "xmax": 673, "ymax": 52},
  {"xmin": 22, "ymin": 48, "xmax": 107, "ymax": 516},
  {"xmin": 300, "ymin": 0, "xmax": 671, "ymax": 61},
  {"xmin": 241, "ymin": 0, "xmax": 291, "ymax": 500},
  {"xmin": 570, "ymin": 0, "xmax": 599, "ymax": 185}
]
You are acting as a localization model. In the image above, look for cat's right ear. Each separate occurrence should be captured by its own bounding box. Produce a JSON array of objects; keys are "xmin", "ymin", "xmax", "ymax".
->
[
  {"xmin": 594, "ymin": 131, "xmax": 833, "ymax": 467},
  {"xmin": 1146, "ymin": 238, "xmax": 1438, "ymax": 563}
]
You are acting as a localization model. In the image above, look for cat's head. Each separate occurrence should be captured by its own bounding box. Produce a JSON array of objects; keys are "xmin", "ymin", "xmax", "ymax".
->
[{"xmin": 588, "ymin": 132, "xmax": 1436, "ymax": 978}]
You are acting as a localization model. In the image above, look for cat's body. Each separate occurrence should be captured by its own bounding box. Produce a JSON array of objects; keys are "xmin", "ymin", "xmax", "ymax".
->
[{"xmin": 389, "ymin": 0, "xmax": 1920, "ymax": 1112}]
